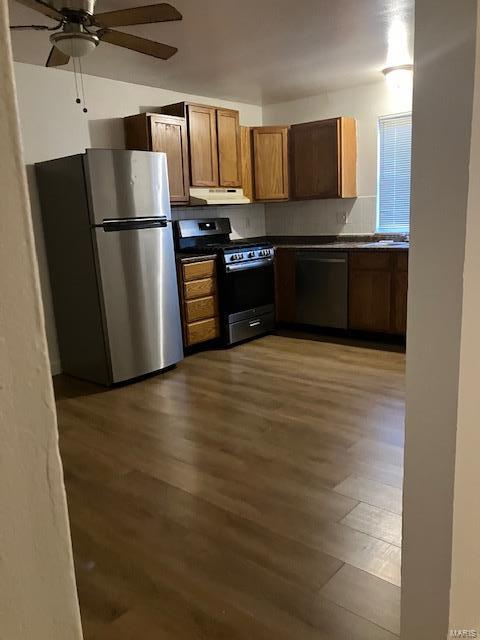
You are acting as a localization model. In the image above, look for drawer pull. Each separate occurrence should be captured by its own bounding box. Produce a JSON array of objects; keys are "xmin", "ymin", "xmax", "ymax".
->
[{"xmin": 249, "ymin": 320, "xmax": 261, "ymax": 327}]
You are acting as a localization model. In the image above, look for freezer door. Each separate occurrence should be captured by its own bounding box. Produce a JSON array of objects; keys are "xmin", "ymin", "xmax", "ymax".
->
[
  {"xmin": 94, "ymin": 221, "xmax": 183, "ymax": 383},
  {"xmin": 85, "ymin": 149, "xmax": 171, "ymax": 225}
]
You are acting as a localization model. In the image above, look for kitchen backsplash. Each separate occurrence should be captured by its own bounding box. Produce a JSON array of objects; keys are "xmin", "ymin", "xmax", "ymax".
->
[
  {"xmin": 171, "ymin": 204, "xmax": 266, "ymax": 239},
  {"xmin": 264, "ymin": 196, "xmax": 377, "ymax": 236},
  {"xmin": 172, "ymin": 198, "xmax": 376, "ymax": 239}
]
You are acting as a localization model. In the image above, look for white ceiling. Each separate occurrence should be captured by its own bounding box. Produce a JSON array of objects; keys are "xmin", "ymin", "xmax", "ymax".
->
[{"xmin": 7, "ymin": 0, "xmax": 414, "ymax": 106}]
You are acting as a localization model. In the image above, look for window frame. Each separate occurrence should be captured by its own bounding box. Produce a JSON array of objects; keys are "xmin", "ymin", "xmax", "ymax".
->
[{"xmin": 376, "ymin": 111, "xmax": 412, "ymax": 235}]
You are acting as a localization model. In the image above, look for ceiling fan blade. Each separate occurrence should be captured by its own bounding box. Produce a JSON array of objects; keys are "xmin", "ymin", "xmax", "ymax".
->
[
  {"xmin": 46, "ymin": 46, "xmax": 70, "ymax": 67},
  {"xmin": 93, "ymin": 3, "xmax": 182, "ymax": 28},
  {"xmin": 99, "ymin": 29, "xmax": 177, "ymax": 60},
  {"xmin": 15, "ymin": 0, "xmax": 63, "ymax": 21}
]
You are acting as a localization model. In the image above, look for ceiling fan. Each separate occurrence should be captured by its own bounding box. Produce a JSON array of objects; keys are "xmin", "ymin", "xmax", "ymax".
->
[{"xmin": 10, "ymin": 1, "xmax": 182, "ymax": 67}]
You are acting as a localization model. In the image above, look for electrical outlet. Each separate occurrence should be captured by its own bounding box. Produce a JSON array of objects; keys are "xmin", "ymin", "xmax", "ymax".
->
[{"xmin": 336, "ymin": 211, "xmax": 348, "ymax": 225}]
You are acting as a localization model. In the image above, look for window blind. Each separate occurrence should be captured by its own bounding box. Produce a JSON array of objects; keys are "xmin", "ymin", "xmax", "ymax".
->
[{"xmin": 377, "ymin": 113, "xmax": 412, "ymax": 233}]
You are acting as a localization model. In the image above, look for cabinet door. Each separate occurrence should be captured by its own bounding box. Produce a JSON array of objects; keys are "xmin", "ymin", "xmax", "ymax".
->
[
  {"xmin": 150, "ymin": 115, "xmax": 190, "ymax": 204},
  {"xmin": 252, "ymin": 126, "xmax": 289, "ymax": 200},
  {"xmin": 349, "ymin": 265, "xmax": 392, "ymax": 332},
  {"xmin": 187, "ymin": 105, "xmax": 219, "ymax": 187},
  {"xmin": 290, "ymin": 119, "xmax": 340, "ymax": 199},
  {"xmin": 217, "ymin": 109, "xmax": 241, "ymax": 187},
  {"xmin": 290, "ymin": 117, "xmax": 357, "ymax": 199},
  {"xmin": 393, "ymin": 252, "xmax": 408, "ymax": 335}
]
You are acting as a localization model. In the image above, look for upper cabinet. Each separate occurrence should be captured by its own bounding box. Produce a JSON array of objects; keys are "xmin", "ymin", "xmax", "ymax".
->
[
  {"xmin": 161, "ymin": 102, "xmax": 242, "ymax": 188},
  {"xmin": 125, "ymin": 107, "xmax": 357, "ymax": 206},
  {"xmin": 185, "ymin": 104, "xmax": 219, "ymax": 187},
  {"xmin": 217, "ymin": 109, "xmax": 242, "ymax": 187},
  {"xmin": 290, "ymin": 117, "xmax": 357, "ymax": 199},
  {"xmin": 240, "ymin": 126, "xmax": 254, "ymax": 202},
  {"xmin": 124, "ymin": 112, "xmax": 190, "ymax": 204},
  {"xmin": 251, "ymin": 126, "xmax": 290, "ymax": 201}
]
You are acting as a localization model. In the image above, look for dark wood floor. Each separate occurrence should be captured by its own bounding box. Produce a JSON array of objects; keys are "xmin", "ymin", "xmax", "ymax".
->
[{"xmin": 55, "ymin": 333, "xmax": 405, "ymax": 640}]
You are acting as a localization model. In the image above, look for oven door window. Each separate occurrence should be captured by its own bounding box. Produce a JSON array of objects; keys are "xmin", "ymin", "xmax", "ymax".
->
[{"xmin": 223, "ymin": 264, "xmax": 274, "ymax": 315}]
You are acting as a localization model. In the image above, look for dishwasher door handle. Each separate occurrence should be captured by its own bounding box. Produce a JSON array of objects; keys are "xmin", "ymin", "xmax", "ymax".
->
[{"xmin": 296, "ymin": 257, "xmax": 347, "ymax": 264}]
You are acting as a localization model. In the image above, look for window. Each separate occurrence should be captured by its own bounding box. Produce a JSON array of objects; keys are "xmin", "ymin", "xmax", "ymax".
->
[{"xmin": 377, "ymin": 112, "xmax": 412, "ymax": 233}]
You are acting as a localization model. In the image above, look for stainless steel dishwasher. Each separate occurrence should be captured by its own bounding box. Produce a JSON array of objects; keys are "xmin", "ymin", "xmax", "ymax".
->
[{"xmin": 295, "ymin": 251, "xmax": 348, "ymax": 328}]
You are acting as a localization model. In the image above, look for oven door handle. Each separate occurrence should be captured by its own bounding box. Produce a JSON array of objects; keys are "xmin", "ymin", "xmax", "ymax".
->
[{"xmin": 225, "ymin": 257, "xmax": 273, "ymax": 272}]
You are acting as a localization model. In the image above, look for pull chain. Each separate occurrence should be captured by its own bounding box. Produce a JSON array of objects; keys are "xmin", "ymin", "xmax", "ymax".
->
[
  {"xmin": 78, "ymin": 56, "xmax": 88, "ymax": 113},
  {"xmin": 72, "ymin": 55, "xmax": 88, "ymax": 114},
  {"xmin": 73, "ymin": 56, "xmax": 81, "ymax": 105}
]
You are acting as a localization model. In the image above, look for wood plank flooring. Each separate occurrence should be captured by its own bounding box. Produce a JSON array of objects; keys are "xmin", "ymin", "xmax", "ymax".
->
[{"xmin": 55, "ymin": 333, "xmax": 405, "ymax": 640}]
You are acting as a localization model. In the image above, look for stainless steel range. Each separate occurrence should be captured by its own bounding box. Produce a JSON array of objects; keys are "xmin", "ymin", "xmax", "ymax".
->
[{"xmin": 175, "ymin": 218, "xmax": 275, "ymax": 345}]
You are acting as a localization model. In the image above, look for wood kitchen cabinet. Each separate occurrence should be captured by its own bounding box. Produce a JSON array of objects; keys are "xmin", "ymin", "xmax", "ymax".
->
[
  {"xmin": 251, "ymin": 126, "xmax": 290, "ymax": 200},
  {"xmin": 177, "ymin": 257, "xmax": 220, "ymax": 347},
  {"xmin": 348, "ymin": 251, "xmax": 408, "ymax": 334},
  {"xmin": 217, "ymin": 108, "xmax": 242, "ymax": 187},
  {"xmin": 290, "ymin": 117, "xmax": 357, "ymax": 199},
  {"xmin": 393, "ymin": 252, "xmax": 409, "ymax": 334},
  {"xmin": 240, "ymin": 126, "xmax": 254, "ymax": 201},
  {"xmin": 161, "ymin": 102, "xmax": 242, "ymax": 188},
  {"xmin": 124, "ymin": 112, "xmax": 190, "ymax": 204}
]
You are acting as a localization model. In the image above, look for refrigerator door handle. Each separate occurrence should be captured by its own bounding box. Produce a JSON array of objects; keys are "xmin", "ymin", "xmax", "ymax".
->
[{"xmin": 99, "ymin": 217, "xmax": 169, "ymax": 232}]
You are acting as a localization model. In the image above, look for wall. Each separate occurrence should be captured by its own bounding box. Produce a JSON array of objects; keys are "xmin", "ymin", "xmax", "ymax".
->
[
  {"xmin": 171, "ymin": 204, "xmax": 265, "ymax": 239},
  {"xmin": 448, "ymin": 0, "xmax": 480, "ymax": 630},
  {"xmin": 401, "ymin": 0, "xmax": 478, "ymax": 637},
  {"xmin": 0, "ymin": 7, "xmax": 83, "ymax": 639},
  {"xmin": 263, "ymin": 80, "xmax": 412, "ymax": 236},
  {"xmin": 13, "ymin": 62, "xmax": 265, "ymax": 373}
]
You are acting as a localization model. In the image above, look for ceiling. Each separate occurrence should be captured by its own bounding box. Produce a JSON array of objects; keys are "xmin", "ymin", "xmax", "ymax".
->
[{"xmin": 7, "ymin": 0, "xmax": 414, "ymax": 106}]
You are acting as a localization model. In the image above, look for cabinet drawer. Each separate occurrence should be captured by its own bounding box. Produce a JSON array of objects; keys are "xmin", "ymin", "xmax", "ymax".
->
[
  {"xmin": 185, "ymin": 296, "xmax": 217, "ymax": 322},
  {"xmin": 182, "ymin": 259, "xmax": 216, "ymax": 281},
  {"xmin": 395, "ymin": 251, "xmax": 408, "ymax": 272},
  {"xmin": 186, "ymin": 317, "xmax": 220, "ymax": 345},
  {"xmin": 349, "ymin": 251, "xmax": 391, "ymax": 270},
  {"xmin": 184, "ymin": 278, "xmax": 215, "ymax": 300}
]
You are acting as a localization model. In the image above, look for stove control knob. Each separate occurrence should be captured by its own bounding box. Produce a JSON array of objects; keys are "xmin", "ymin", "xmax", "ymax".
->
[
  {"xmin": 248, "ymin": 251, "xmax": 255, "ymax": 258},
  {"xmin": 230, "ymin": 255, "xmax": 236, "ymax": 261}
]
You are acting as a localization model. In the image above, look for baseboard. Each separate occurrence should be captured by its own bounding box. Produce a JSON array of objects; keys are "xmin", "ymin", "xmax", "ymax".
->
[{"xmin": 50, "ymin": 359, "xmax": 62, "ymax": 376}]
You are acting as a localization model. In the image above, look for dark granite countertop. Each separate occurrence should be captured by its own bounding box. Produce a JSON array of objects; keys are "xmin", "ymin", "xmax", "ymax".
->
[
  {"xmin": 273, "ymin": 240, "xmax": 409, "ymax": 251},
  {"xmin": 174, "ymin": 236, "xmax": 409, "ymax": 260}
]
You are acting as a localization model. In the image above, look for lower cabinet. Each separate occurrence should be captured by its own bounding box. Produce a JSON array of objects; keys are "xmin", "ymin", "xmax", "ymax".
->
[
  {"xmin": 178, "ymin": 257, "xmax": 220, "ymax": 347},
  {"xmin": 185, "ymin": 317, "xmax": 220, "ymax": 346},
  {"xmin": 348, "ymin": 251, "xmax": 408, "ymax": 335},
  {"xmin": 275, "ymin": 248, "xmax": 408, "ymax": 335}
]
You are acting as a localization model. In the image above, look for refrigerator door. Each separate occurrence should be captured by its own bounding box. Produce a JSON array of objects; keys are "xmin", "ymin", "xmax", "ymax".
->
[
  {"xmin": 94, "ymin": 221, "xmax": 183, "ymax": 383},
  {"xmin": 85, "ymin": 149, "xmax": 172, "ymax": 225}
]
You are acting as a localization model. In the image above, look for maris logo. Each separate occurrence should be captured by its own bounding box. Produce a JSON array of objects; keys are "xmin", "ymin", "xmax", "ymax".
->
[{"xmin": 449, "ymin": 631, "xmax": 478, "ymax": 638}]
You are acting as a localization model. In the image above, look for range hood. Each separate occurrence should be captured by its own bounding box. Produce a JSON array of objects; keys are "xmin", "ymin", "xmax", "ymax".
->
[{"xmin": 189, "ymin": 187, "xmax": 250, "ymax": 206}]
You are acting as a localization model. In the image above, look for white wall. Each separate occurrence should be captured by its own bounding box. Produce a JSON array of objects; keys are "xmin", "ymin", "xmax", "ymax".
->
[
  {"xmin": 171, "ymin": 204, "xmax": 266, "ymax": 239},
  {"xmin": 13, "ymin": 62, "xmax": 265, "ymax": 374},
  {"xmin": 263, "ymin": 80, "xmax": 412, "ymax": 236},
  {"xmin": 401, "ymin": 0, "xmax": 478, "ymax": 637},
  {"xmin": 449, "ymin": 0, "xmax": 480, "ymax": 630},
  {"xmin": 0, "ymin": 9, "xmax": 83, "ymax": 639}
]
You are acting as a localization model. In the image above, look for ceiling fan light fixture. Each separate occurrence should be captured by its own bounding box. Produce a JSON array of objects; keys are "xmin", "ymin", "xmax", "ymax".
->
[
  {"xmin": 50, "ymin": 31, "xmax": 99, "ymax": 58},
  {"xmin": 382, "ymin": 64, "xmax": 414, "ymax": 91}
]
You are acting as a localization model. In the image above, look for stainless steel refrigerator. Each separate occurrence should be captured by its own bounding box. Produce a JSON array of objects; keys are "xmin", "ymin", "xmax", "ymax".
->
[{"xmin": 36, "ymin": 149, "xmax": 183, "ymax": 385}]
